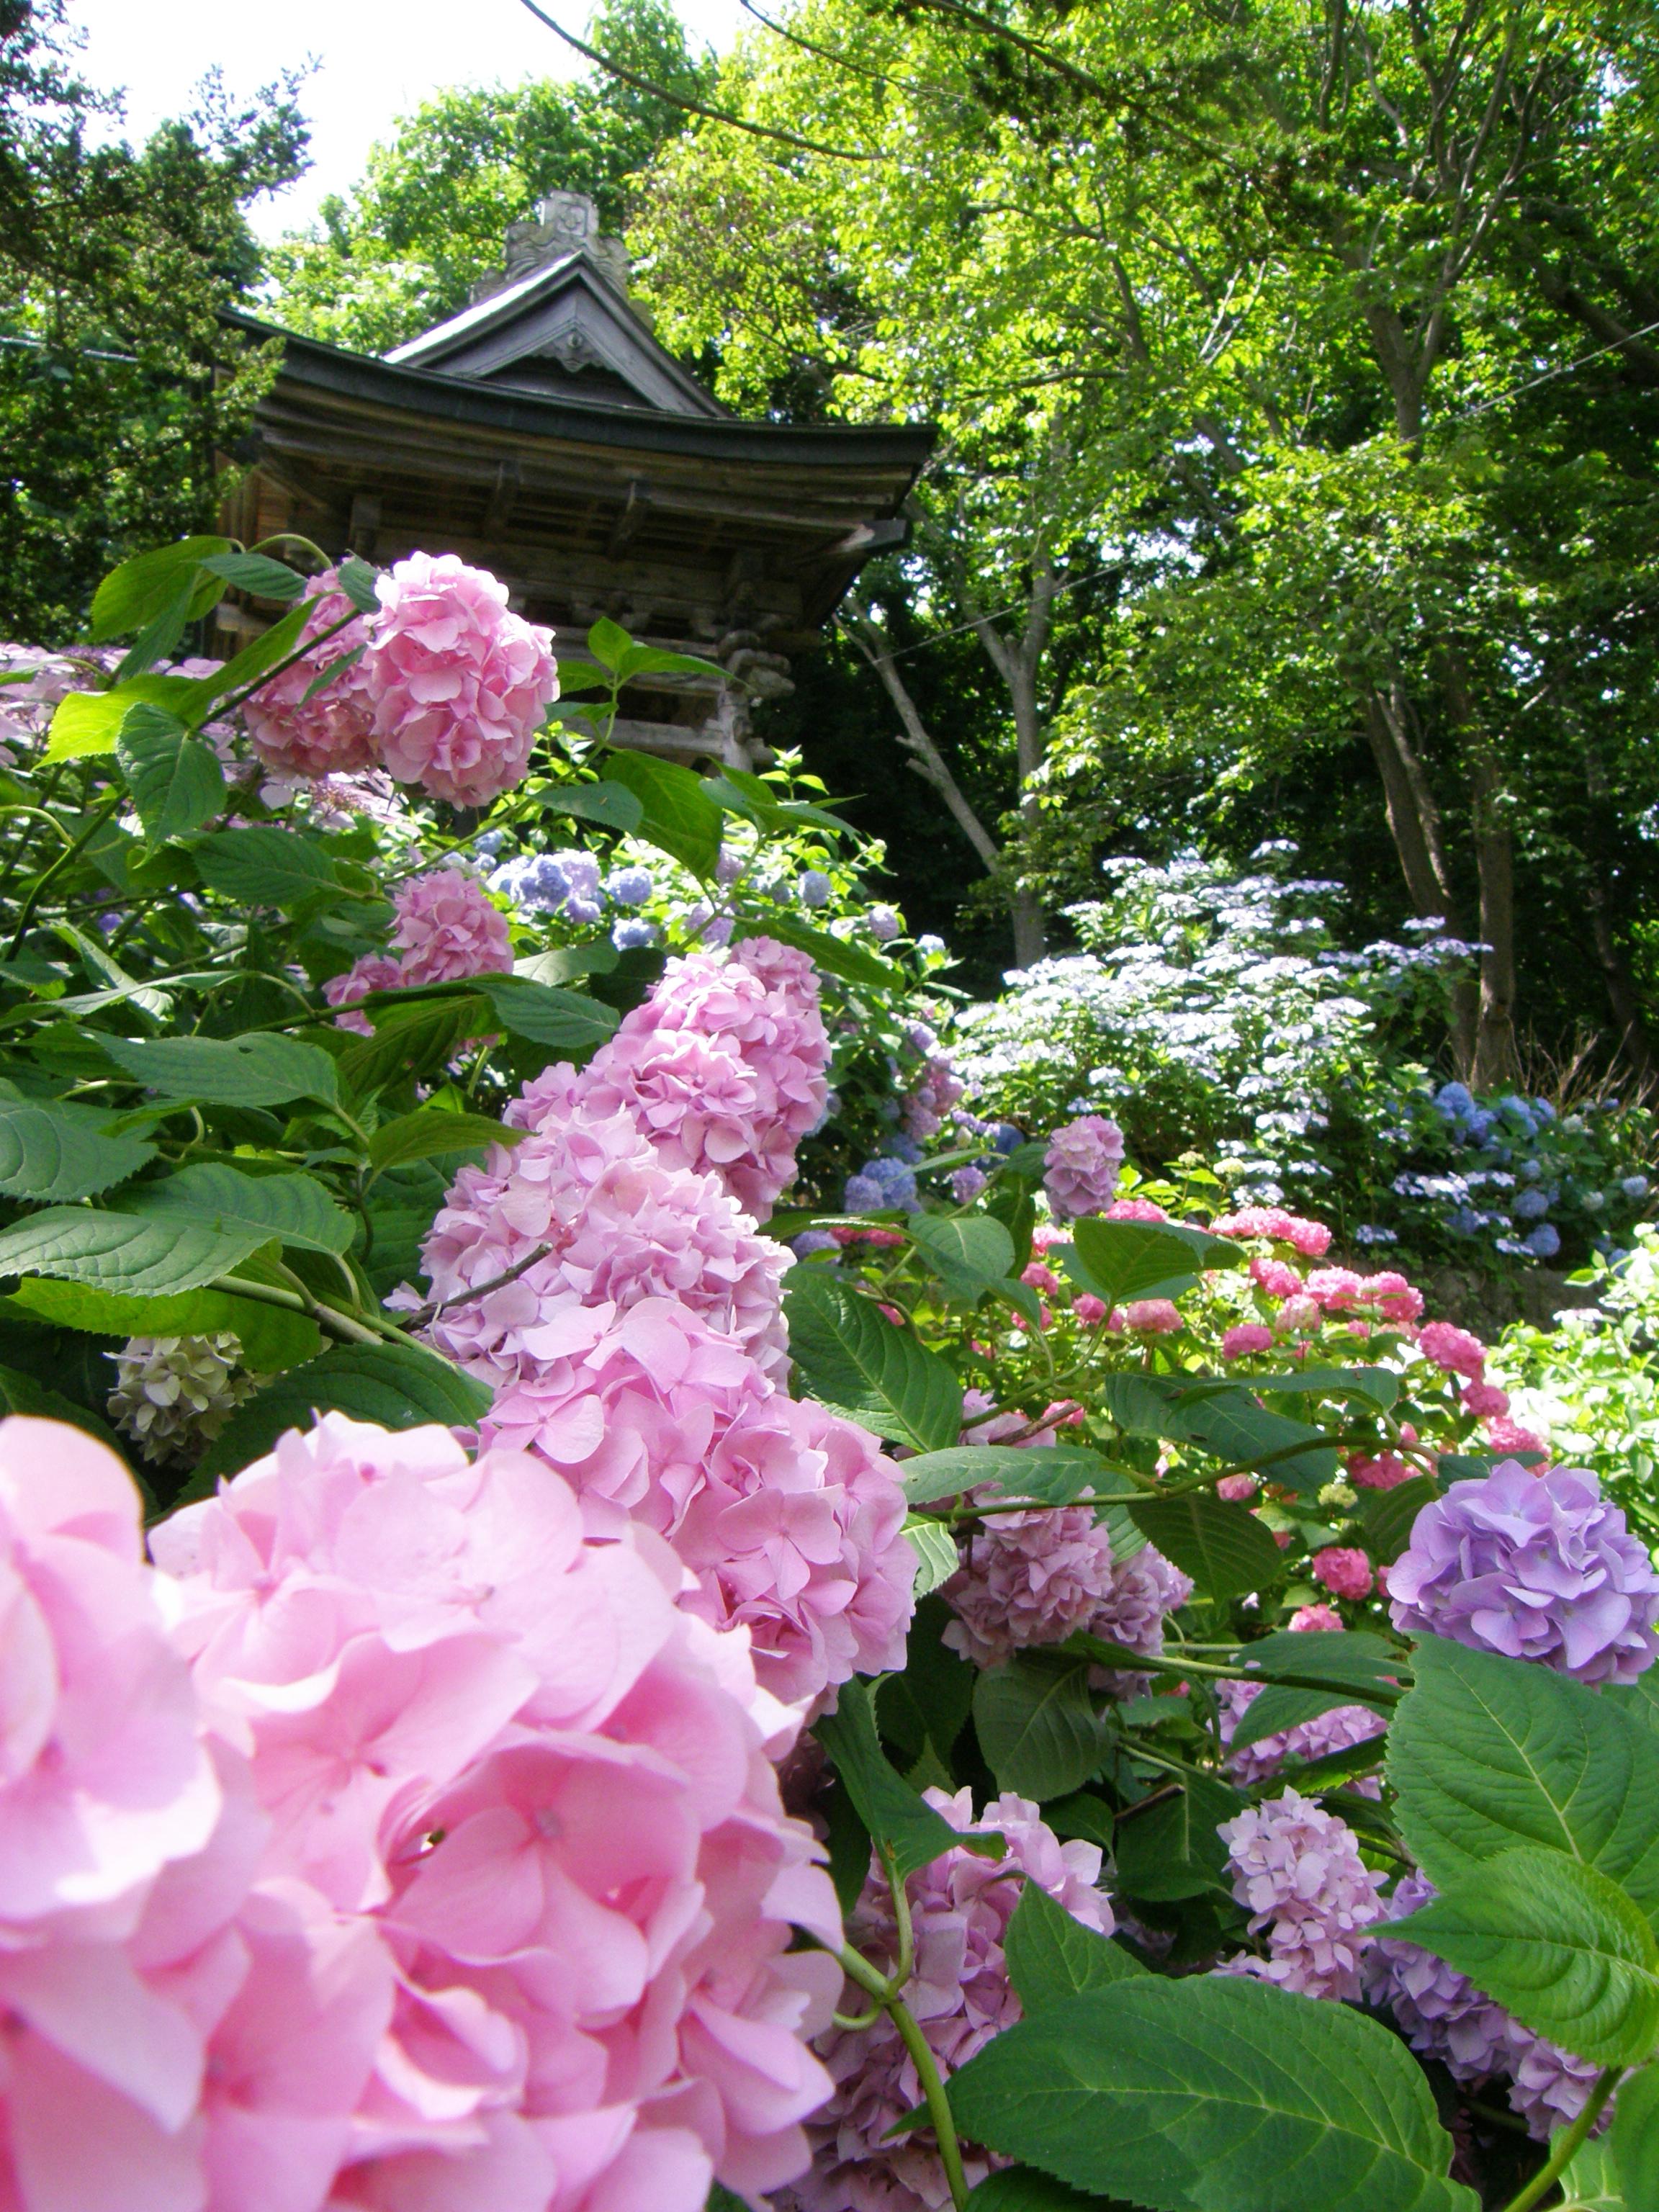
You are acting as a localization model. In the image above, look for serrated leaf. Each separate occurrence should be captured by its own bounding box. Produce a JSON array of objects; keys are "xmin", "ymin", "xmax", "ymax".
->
[
  {"xmin": 737, "ymin": 913, "xmax": 901, "ymax": 992},
  {"xmin": 42, "ymin": 675, "xmax": 199, "ymax": 760},
  {"xmin": 474, "ymin": 975, "xmax": 618, "ymax": 1051},
  {"xmin": 0, "ymin": 1208, "xmax": 267, "ymax": 1295},
  {"xmin": 585, "ymin": 615, "xmax": 633, "ymax": 671},
  {"xmin": 1127, "ymin": 1492, "xmax": 1285, "ymax": 1601},
  {"xmin": 1112, "ymin": 1774, "xmax": 1242, "ymax": 1901},
  {"xmin": 184, "ymin": 1340, "xmax": 493, "ymax": 1491},
  {"xmin": 901, "ymin": 1444, "xmax": 1113, "ymax": 1509},
  {"xmin": 814, "ymin": 1678, "xmax": 1003, "ymax": 1879},
  {"xmin": 192, "ymin": 826, "xmax": 343, "ymax": 907},
  {"xmin": 783, "ymin": 1269, "xmax": 961, "ymax": 1451},
  {"xmin": 513, "ymin": 943, "xmax": 619, "ymax": 986},
  {"xmin": 1100, "ymin": 1374, "xmax": 1337, "ymax": 1494},
  {"xmin": 1228, "ymin": 1680, "xmax": 1380, "ymax": 1753},
  {"xmin": 1389, "ymin": 1636, "xmax": 1659, "ymax": 1930},
  {"xmin": 0, "ymin": 1094, "xmax": 156, "ymax": 1200},
  {"xmin": 1066, "ymin": 1218, "xmax": 1241, "ymax": 1308},
  {"xmin": 1246, "ymin": 1366, "xmax": 1400, "ymax": 1409},
  {"xmin": 975, "ymin": 1651, "xmax": 1105, "ymax": 1800},
  {"xmin": 199, "ymin": 552, "xmax": 307, "ymax": 601},
  {"xmin": 1358, "ymin": 1477, "xmax": 1439, "ymax": 1565},
  {"xmin": 367, "ymin": 1109, "xmax": 521, "ymax": 1174},
  {"xmin": 909, "ymin": 1212, "xmax": 1017, "ymax": 1299},
  {"xmin": 89, "ymin": 535, "xmax": 232, "ymax": 642},
  {"xmin": 1612, "ymin": 2060, "xmax": 1659, "ymax": 2211},
  {"xmin": 188, "ymin": 598, "xmax": 312, "ymax": 706},
  {"xmin": 966, "ymin": 2170, "xmax": 1125, "ymax": 2211},
  {"xmin": 536, "ymin": 780, "xmax": 644, "ymax": 832},
  {"xmin": 603, "ymin": 750, "xmax": 722, "ymax": 878},
  {"xmin": 1393, "ymin": 1848, "xmax": 1659, "ymax": 2067},
  {"xmin": 903, "ymin": 1514, "xmax": 959, "ymax": 1596},
  {"xmin": 337, "ymin": 997, "xmax": 485, "ymax": 1100},
  {"xmin": 945, "ymin": 1977, "xmax": 1478, "ymax": 2212},
  {"xmin": 102, "ymin": 1031, "xmax": 340, "ymax": 1110},
  {"xmin": 116, "ymin": 703, "xmax": 225, "ymax": 842},
  {"xmin": 123, "ymin": 1164, "xmax": 354, "ymax": 1255},
  {"xmin": 1004, "ymin": 1880, "xmax": 1146, "ymax": 2013},
  {"xmin": 7, "ymin": 1271, "xmax": 321, "ymax": 1372}
]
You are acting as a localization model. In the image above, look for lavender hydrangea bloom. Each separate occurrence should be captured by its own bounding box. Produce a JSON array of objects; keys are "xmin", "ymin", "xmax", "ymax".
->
[
  {"xmin": 943, "ymin": 1498, "xmax": 1190, "ymax": 1671},
  {"xmin": 845, "ymin": 1155, "xmax": 920, "ymax": 1215},
  {"xmin": 1389, "ymin": 1460, "xmax": 1659, "ymax": 1683},
  {"xmin": 1218, "ymin": 1790, "xmax": 1386, "ymax": 2000},
  {"xmin": 1043, "ymin": 1115, "xmax": 1126, "ymax": 1220},
  {"xmin": 799, "ymin": 869, "xmax": 834, "ymax": 907},
  {"xmin": 611, "ymin": 915, "xmax": 658, "ymax": 950},
  {"xmin": 605, "ymin": 865, "xmax": 653, "ymax": 906},
  {"xmin": 1217, "ymin": 1678, "xmax": 1387, "ymax": 1789},
  {"xmin": 489, "ymin": 848, "xmax": 605, "ymax": 923},
  {"xmin": 950, "ymin": 1165, "xmax": 989, "ymax": 1204},
  {"xmin": 866, "ymin": 904, "xmax": 900, "ymax": 942}
]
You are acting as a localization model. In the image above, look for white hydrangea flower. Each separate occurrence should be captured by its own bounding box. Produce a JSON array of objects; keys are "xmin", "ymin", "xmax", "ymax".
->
[{"xmin": 107, "ymin": 1333, "xmax": 261, "ymax": 1463}]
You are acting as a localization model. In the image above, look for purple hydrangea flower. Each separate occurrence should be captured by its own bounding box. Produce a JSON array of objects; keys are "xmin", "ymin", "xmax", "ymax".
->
[
  {"xmin": 1388, "ymin": 1460, "xmax": 1659, "ymax": 1683},
  {"xmin": 792, "ymin": 1229, "xmax": 840, "ymax": 1257},
  {"xmin": 950, "ymin": 1165, "xmax": 989, "ymax": 1205},
  {"xmin": 605, "ymin": 865, "xmax": 654, "ymax": 906},
  {"xmin": 1217, "ymin": 1678, "xmax": 1387, "ymax": 1789},
  {"xmin": 799, "ymin": 869, "xmax": 834, "ymax": 908},
  {"xmin": 943, "ymin": 1502, "xmax": 1190, "ymax": 1672},
  {"xmin": 1524, "ymin": 1223, "xmax": 1561, "ymax": 1258},
  {"xmin": 1043, "ymin": 1115, "xmax": 1126, "ymax": 1220},
  {"xmin": 488, "ymin": 848, "xmax": 604, "ymax": 923},
  {"xmin": 611, "ymin": 915, "xmax": 659, "ymax": 950},
  {"xmin": 1217, "ymin": 1790, "xmax": 1386, "ymax": 2000},
  {"xmin": 866, "ymin": 904, "xmax": 900, "ymax": 942}
]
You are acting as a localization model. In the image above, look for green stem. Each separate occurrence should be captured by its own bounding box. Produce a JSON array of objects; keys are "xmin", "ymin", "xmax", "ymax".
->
[
  {"xmin": 1498, "ymin": 2066, "xmax": 1621, "ymax": 2212},
  {"xmin": 1066, "ymin": 1629, "xmax": 1405, "ymax": 1704},
  {"xmin": 7, "ymin": 789, "xmax": 122, "ymax": 956},
  {"xmin": 886, "ymin": 1992, "xmax": 971, "ymax": 2212},
  {"xmin": 215, "ymin": 1273, "xmax": 383, "ymax": 1348}
]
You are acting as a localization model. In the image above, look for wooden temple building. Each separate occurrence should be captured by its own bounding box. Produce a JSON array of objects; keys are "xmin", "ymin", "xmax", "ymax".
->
[{"xmin": 220, "ymin": 193, "xmax": 935, "ymax": 765}]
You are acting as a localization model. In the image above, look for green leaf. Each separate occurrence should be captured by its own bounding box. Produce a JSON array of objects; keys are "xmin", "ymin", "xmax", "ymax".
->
[
  {"xmin": 1393, "ymin": 1848, "xmax": 1659, "ymax": 2067},
  {"xmin": 1612, "ymin": 2061, "xmax": 1659, "ymax": 2211},
  {"xmin": 585, "ymin": 615, "xmax": 633, "ymax": 671},
  {"xmin": 1228, "ymin": 1681, "xmax": 1379, "ymax": 1753},
  {"xmin": 1126, "ymin": 1493, "xmax": 1285, "ymax": 1601},
  {"xmin": 0, "ymin": 1094, "xmax": 156, "ymax": 1200},
  {"xmin": 974, "ymin": 1652, "xmax": 1105, "ymax": 1800},
  {"xmin": 42, "ymin": 675, "xmax": 202, "ymax": 760},
  {"xmin": 603, "ymin": 750, "xmax": 722, "ymax": 878},
  {"xmin": 199, "ymin": 552, "xmax": 307, "ymax": 601},
  {"xmin": 1100, "ymin": 1375, "xmax": 1338, "ymax": 1494},
  {"xmin": 1066, "ymin": 1218, "xmax": 1242, "ymax": 1308},
  {"xmin": 736, "ymin": 913, "xmax": 902, "ymax": 993},
  {"xmin": 783, "ymin": 1269, "xmax": 962, "ymax": 1452},
  {"xmin": 192, "ymin": 827, "xmax": 343, "ymax": 907},
  {"xmin": 89, "ymin": 535, "xmax": 232, "ymax": 642},
  {"xmin": 185, "ymin": 1341, "xmax": 493, "ymax": 1491},
  {"xmin": 116, "ymin": 703, "xmax": 225, "ymax": 842},
  {"xmin": 122, "ymin": 1164, "xmax": 355, "ymax": 1255},
  {"xmin": 1358, "ymin": 1477, "xmax": 1438, "ymax": 1565},
  {"xmin": 367, "ymin": 1109, "xmax": 521, "ymax": 1174},
  {"xmin": 1112, "ymin": 1775, "xmax": 1242, "ymax": 1902},
  {"xmin": 6, "ymin": 1271, "xmax": 321, "ymax": 1371},
  {"xmin": 536, "ymin": 780, "xmax": 644, "ymax": 832},
  {"xmin": 909, "ymin": 1212, "xmax": 1017, "ymax": 1299},
  {"xmin": 1558, "ymin": 2139, "xmax": 1625, "ymax": 2212},
  {"xmin": 337, "ymin": 997, "xmax": 487, "ymax": 1100},
  {"xmin": 187, "ymin": 600, "xmax": 313, "ymax": 707},
  {"xmin": 335, "ymin": 556, "xmax": 380, "ymax": 615},
  {"xmin": 513, "ymin": 944, "xmax": 620, "ymax": 986},
  {"xmin": 903, "ymin": 1514, "xmax": 960, "ymax": 1597},
  {"xmin": 0, "ymin": 1362, "xmax": 130, "ymax": 1455},
  {"xmin": 1246, "ymin": 1366, "xmax": 1400, "ymax": 1410},
  {"xmin": 102, "ymin": 1032, "xmax": 340, "ymax": 1110},
  {"xmin": 946, "ymin": 1977, "xmax": 1478, "ymax": 2212},
  {"xmin": 0, "ymin": 1208, "xmax": 268, "ymax": 1296},
  {"xmin": 1004, "ymin": 1879, "xmax": 1147, "ymax": 2012},
  {"xmin": 474, "ymin": 976, "xmax": 619, "ymax": 1051},
  {"xmin": 1389, "ymin": 1637, "xmax": 1659, "ymax": 1929},
  {"xmin": 616, "ymin": 642, "xmax": 727, "ymax": 682},
  {"xmin": 900, "ymin": 1444, "xmax": 1113, "ymax": 1509},
  {"xmin": 966, "ymin": 2170, "xmax": 1128, "ymax": 2211},
  {"xmin": 815, "ymin": 1678, "xmax": 1004, "ymax": 1879}
]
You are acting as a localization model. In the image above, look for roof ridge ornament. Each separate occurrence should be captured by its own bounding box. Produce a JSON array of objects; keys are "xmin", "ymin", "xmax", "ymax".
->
[{"xmin": 471, "ymin": 190, "xmax": 631, "ymax": 306}]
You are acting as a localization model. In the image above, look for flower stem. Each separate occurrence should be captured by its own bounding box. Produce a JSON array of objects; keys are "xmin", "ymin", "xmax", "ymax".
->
[
  {"xmin": 1498, "ymin": 2067, "xmax": 1622, "ymax": 2212},
  {"xmin": 885, "ymin": 1992, "xmax": 971, "ymax": 2212}
]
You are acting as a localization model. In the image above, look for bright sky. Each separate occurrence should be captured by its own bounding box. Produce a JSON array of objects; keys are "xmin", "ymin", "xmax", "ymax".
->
[{"xmin": 65, "ymin": 0, "xmax": 748, "ymax": 241}]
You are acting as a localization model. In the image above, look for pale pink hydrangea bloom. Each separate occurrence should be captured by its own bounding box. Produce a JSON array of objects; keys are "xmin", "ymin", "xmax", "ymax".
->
[
  {"xmin": 1311, "ymin": 1545, "xmax": 1374, "ymax": 1600},
  {"xmin": 152, "ymin": 1413, "xmax": 841, "ymax": 2210},
  {"xmin": 1277, "ymin": 1294, "xmax": 1323, "ymax": 1335},
  {"xmin": 1042, "ymin": 1115, "xmax": 1125, "ymax": 1220},
  {"xmin": 1218, "ymin": 1789, "xmax": 1386, "ymax": 2000},
  {"xmin": 1418, "ymin": 1320, "xmax": 1488, "ymax": 1381},
  {"xmin": 943, "ymin": 1498, "xmax": 1191, "ymax": 1671},
  {"xmin": 1216, "ymin": 1473, "xmax": 1259, "ymax": 1501},
  {"xmin": 1222, "ymin": 1323, "xmax": 1274, "ymax": 1358},
  {"xmin": 1289, "ymin": 1601, "xmax": 1344, "ymax": 1631},
  {"xmin": 1359, "ymin": 1271, "xmax": 1425, "ymax": 1324},
  {"xmin": 479, "ymin": 1299, "xmax": 914, "ymax": 1712},
  {"xmin": 390, "ymin": 867, "xmax": 513, "ymax": 986},
  {"xmin": 1217, "ymin": 1676, "xmax": 1386, "ymax": 1789},
  {"xmin": 1120, "ymin": 1298, "xmax": 1183, "ymax": 1333},
  {"xmin": 421, "ymin": 1097, "xmax": 793, "ymax": 1384},
  {"xmin": 788, "ymin": 1790, "xmax": 1111, "ymax": 2212},
  {"xmin": 1104, "ymin": 1197, "xmax": 1169, "ymax": 1223},
  {"xmin": 365, "ymin": 552, "xmax": 557, "ymax": 806},
  {"xmin": 323, "ymin": 951, "xmax": 405, "ymax": 1035},
  {"xmin": 243, "ymin": 568, "xmax": 377, "ymax": 780},
  {"xmin": 1211, "ymin": 1208, "xmax": 1331, "ymax": 1257},
  {"xmin": 1073, "ymin": 1292, "xmax": 1110, "ymax": 1325}
]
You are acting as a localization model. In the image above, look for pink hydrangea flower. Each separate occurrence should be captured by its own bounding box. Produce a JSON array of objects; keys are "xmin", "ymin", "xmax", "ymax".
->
[
  {"xmin": 1311, "ymin": 1545, "xmax": 1374, "ymax": 1600},
  {"xmin": 365, "ymin": 552, "xmax": 557, "ymax": 806},
  {"xmin": 243, "ymin": 568, "xmax": 378, "ymax": 780},
  {"xmin": 1212, "ymin": 1208, "xmax": 1331, "ymax": 1258},
  {"xmin": 323, "ymin": 952, "xmax": 405, "ymax": 1035},
  {"xmin": 152, "ymin": 1413, "xmax": 842, "ymax": 2209},
  {"xmin": 1418, "ymin": 1320, "xmax": 1487, "ymax": 1381},
  {"xmin": 1217, "ymin": 1474, "xmax": 1259, "ymax": 1501},
  {"xmin": 1303, "ymin": 1267, "xmax": 1364, "ymax": 1309},
  {"xmin": 421, "ymin": 1098, "xmax": 793, "ymax": 1385},
  {"xmin": 1121, "ymin": 1298, "xmax": 1182, "ymax": 1334},
  {"xmin": 1222, "ymin": 1323, "xmax": 1274, "ymax": 1358},
  {"xmin": 1290, "ymin": 1602, "xmax": 1344, "ymax": 1631},
  {"xmin": 1218, "ymin": 1789, "xmax": 1386, "ymax": 2000},
  {"xmin": 1020, "ymin": 1261, "xmax": 1061, "ymax": 1295},
  {"xmin": 1486, "ymin": 1413, "xmax": 1550, "ymax": 1457},
  {"xmin": 480, "ymin": 1299, "xmax": 914, "ymax": 1712},
  {"xmin": 943, "ymin": 1500, "xmax": 1190, "ymax": 1671},
  {"xmin": 1072, "ymin": 1292, "xmax": 1110, "ymax": 1325},
  {"xmin": 1360, "ymin": 1271, "xmax": 1424, "ymax": 1324},
  {"xmin": 1042, "ymin": 1115, "xmax": 1125, "ymax": 1220},
  {"xmin": 790, "ymin": 1789, "xmax": 1110, "ymax": 2211},
  {"xmin": 1277, "ymin": 1294, "xmax": 1323, "ymax": 1335},
  {"xmin": 1218, "ymin": 1676, "xmax": 1386, "ymax": 1789},
  {"xmin": 1349, "ymin": 1450, "xmax": 1413, "ymax": 1490},
  {"xmin": 390, "ymin": 867, "xmax": 513, "ymax": 986},
  {"xmin": 1249, "ymin": 1255, "xmax": 1303, "ymax": 1299},
  {"xmin": 1104, "ymin": 1197, "xmax": 1168, "ymax": 1223},
  {"xmin": 1462, "ymin": 1380, "xmax": 1510, "ymax": 1419}
]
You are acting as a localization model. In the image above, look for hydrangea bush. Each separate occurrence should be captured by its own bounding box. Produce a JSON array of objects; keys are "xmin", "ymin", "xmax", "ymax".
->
[{"xmin": 0, "ymin": 536, "xmax": 1656, "ymax": 2212}]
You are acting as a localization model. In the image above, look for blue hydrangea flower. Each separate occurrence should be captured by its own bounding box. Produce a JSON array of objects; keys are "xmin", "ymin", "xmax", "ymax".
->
[
  {"xmin": 474, "ymin": 829, "xmax": 508, "ymax": 859},
  {"xmin": 798, "ymin": 871, "xmax": 834, "ymax": 908},
  {"xmin": 611, "ymin": 916, "xmax": 658, "ymax": 950},
  {"xmin": 1622, "ymin": 1175, "xmax": 1650, "ymax": 1201},
  {"xmin": 1524, "ymin": 1223, "xmax": 1562, "ymax": 1258},
  {"xmin": 791, "ymin": 1230, "xmax": 840, "ymax": 1256},
  {"xmin": 1434, "ymin": 1082, "xmax": 1475, "ymax": 1120},
  {"xmin": 991, "ymin": 1123, "xmax": 1025, "ymax": 1154},
  {"xmin": 606, "ymin": 866, "xmax": 654, "ymax": 907},
  {"xmin": 489, "ymin": 848, "xmax": 604, "ymax": 923},
  {"xmin": 1514, "ymin": 1187, "xmax": 1551, "ymax": 1222},
  {"xmin": 866, "ymin": 905, "xmax": 900, "ymax": 942},
  {"xmin": 917, "ymin": 933, "xmax": 946, "ymax": 956},
  {"xmin": 845, "ymin": 1155, "xmax": 920, "ymax": 1213}
]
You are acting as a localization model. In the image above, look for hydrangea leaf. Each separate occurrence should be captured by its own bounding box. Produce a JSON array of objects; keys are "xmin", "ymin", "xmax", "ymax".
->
[
  {"xmin": 101, "ymin": 1030, "xmax": 340, "ymax": 1110},
  {"xmin": 120, "ymin": 1164, "xmax": 356, "ymax": 1255},
  {"xmin": 966, "ymin": 2170, "xmax": 1128, "ymax": 2210},
  {"xmin": 192, "ymin": 826, "xmax": 344, "ymax": 907},
  {"xmin": 1392, "ymin": 1847, "xmax": 1659, "ymax": 2066},
  {"xmin": 474, "ymin": 975, "xmax": 619, "ymax": 1051},
  {"xmin": 366, "ymin": 1108, "xmax": 522, "ymax": 1174},
  {"xmin": 1065, "ymin": 1218, "xmax": 1241, "ymax": 1308},
  {"xmin": 1389, "ymin": 1636, "xmax": 1659, "ymax": 1930},
  {"xmin": 6, "ymin": 1269, "xmax": 321, "ymax": 1371},
  {"xmin": 88, "ymin": 534, "xmax": 232, "ymax": 642},
  {"xmin": 900, "ymin": 1444, "xmax": 1115, "ymax": 1509},
  {"xmin": 814, "ymin": 1677, "xmax": 1003, "ymax": 1879},
  {"xmin": 116, "ymin": 703, "xmax": 225, "ymax": 843},
  {"xmin": 0, "ymin": 1093, "xmax": 156, "ymax": 1201},
  {"xmin": 602, "ymin": 750, "xmax": 722, "ymax": 879},
  {"xmin": 535, "ymin": 780, "xmax": 644, "ymax": 832},
  {"xmin": 909, "ymin": 1211, "xmax": 1017, "ymax": 1298},
  {"xmin": 1357, "ymin": 1476, "xmax": 1440, "ymax": 1564},
  {"xmin": 902, "ymin": 1513, "xmax": 959, "ymax": 1596},
  {"xmin": 0, "ymin": 1207, "xmax": 268, "ymax": 1295},
  {"xmin": 1004, "ymin": 1879, "xmax": 1148, "ymax": 2013},
  {"xmin": 1111, "ymin": 1775, "xmax": 1241, "ymax": 1902},
  {"xmin": 1557, "ymin": 2139, "xmax": 1625, "ymax": 2212},
  {"xmin": 1127, "ymin": 1493, "xmax": 1285, "ymax": 1602},
  {"xmin": 945, "ymin": 1977, "xmax": 1479, "ymax": 2212},
  {"xmin": 1612, "ymin": 2061, "xmax": 1659, "ymax": 2211},
  {"xmin": 974, "ymin": 1651, "xmax": 1107, "ymax": 1802},
  {"xmin": 783, "ymin": 1269, "xmax": 962, "ymax": 1452}
]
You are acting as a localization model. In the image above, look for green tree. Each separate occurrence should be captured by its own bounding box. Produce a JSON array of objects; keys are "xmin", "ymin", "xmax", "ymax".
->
[{"xmin": 264, "ymin": 0, "xmax": 714, "ymax": 354}]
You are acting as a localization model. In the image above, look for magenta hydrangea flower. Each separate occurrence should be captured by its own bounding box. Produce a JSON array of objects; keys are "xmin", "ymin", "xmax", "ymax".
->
[
  {"xmin": 151, "ymin": 1412, "xmax": 842, "ymax": 2210},
  {"xmin": 1310, "ymin": 1545, "xmax": 1374, "ymax": 1601},
  {"xmin": 243, "ymin": 567, "xmax": 378, "ymax": 780},
  {"xmin": 421, "ymin": 1095, "xmax": 793, "ymax": 1384},
  {"xmin": 1043, "ymin": 1115, "xmax": 1125, "ymax": 1220},
  {"xmin": 1222, "ymin": 1323, "xmax": 1274, "ymax": 1358},
  {"xmin": 788, "ymin": 1789, "xmax": 1111, "ymax": 2212},
  {"xmin": 390, "ymin": 866, "xmax": 513, "ymax": 986},
  {"xmin": 1211, "ymin": 1207, "xmax": 1332, "ymax": 1258},
  {"xmin": 480, "ymin": 1298, "xmax": 914, "ymax": 1712},
  {"xmin": 943, "ymin": 1498, "xmax": 1190, "ymax": 1671},
  {"xmin": 1218, "ymin": 1789, "xmax": 1386, "ymax": 2000},
  {"xmin": 365, "ymin": 552, "xmax": 557, "ymax": 806},
  {"xmin": 1418, "ymin": 1319, "xmax": 1487, "ymax": 1381},
  {"xmin": 1388, "ymin": 1460, "xmax": 1659, "ymax": 1683}
]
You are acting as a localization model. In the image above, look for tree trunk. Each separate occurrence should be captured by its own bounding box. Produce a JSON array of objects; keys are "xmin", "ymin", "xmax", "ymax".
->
[
  {"xmin": 1440, "ymin": 651, "xmax": 1518, "ymax": 1087},
  {"xmin": 846, "ymin": 611, "xmax": 1003, "ymax": 873},
  {"xmin": 1581, "ymin": 737, "xmax": 1658, "ymax": 1086}
]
